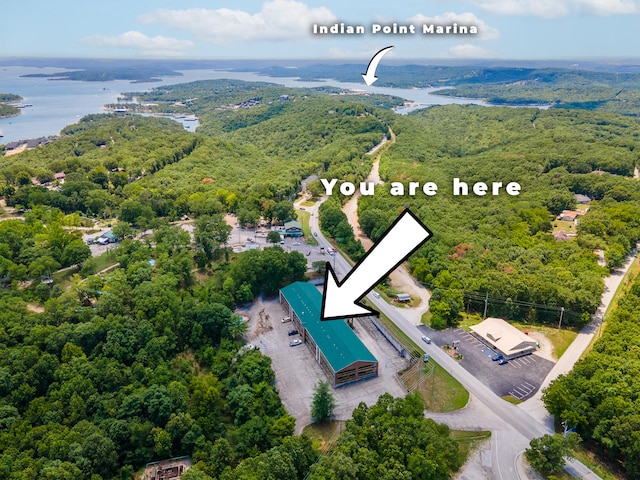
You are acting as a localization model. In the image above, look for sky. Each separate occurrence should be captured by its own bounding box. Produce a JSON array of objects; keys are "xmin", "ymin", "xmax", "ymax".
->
[{"xmin": 2, "ymin": 0, "xmax": 640, "ymax": 60}]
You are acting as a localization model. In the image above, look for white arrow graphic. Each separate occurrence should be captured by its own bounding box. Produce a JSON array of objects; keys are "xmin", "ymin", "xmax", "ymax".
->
[
  {"xmin": 361, "ymin": 46, "xmax": 394, "ymax": 86},
  {"xmin": 321, "ymin": 209, "xmax": 432, "ymax": 320}
]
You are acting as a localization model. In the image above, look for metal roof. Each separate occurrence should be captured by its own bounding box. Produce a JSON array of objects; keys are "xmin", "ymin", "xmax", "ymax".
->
[
  {"xmin": 470, "ymin": 317, "xmax": 537, "ymax": 355},
  {"xmin": 280, "ymin": 282, "xmax": 377, "ymax": 372},
  {"xmin": 284, "ymin": 219, "xmax": 302, "ymax": 230}
]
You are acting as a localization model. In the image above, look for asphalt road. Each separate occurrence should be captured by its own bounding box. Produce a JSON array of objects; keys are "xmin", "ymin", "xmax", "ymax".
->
[{"xmin": 305, "ymin": 198, "xmax": 600, "ymax": 479}]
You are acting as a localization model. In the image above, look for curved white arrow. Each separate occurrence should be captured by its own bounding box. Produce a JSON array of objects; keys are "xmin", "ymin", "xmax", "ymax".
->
[
  {"xmin": 361, "ymin": 46, "xmax": 394, "ymax": 86},
  {"xmin": 321, "ymin": 209, "xmax": 432, "ymax": 320}
]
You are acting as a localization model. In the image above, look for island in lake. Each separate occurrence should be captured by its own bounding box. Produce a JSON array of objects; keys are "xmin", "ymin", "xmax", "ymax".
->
[{"xmin": 0, "ymin": 93, "xmax": 23, "ymax": 119}]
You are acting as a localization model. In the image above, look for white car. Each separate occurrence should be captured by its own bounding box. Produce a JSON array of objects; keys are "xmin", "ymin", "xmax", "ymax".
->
[
  {"xmin": 289, "ymin": 339, "xmax": 302, "ymax": 347},
  {"xmin": 421, "ymin": 336, "xmax": 432, "ymax": 344},
  {"xmin": 372, "ymin": 291, "xmax": 381, "ymax": 298},
  {"xmin": 293, "ymin": 242, "xmax": 301, "ymax": 246}
]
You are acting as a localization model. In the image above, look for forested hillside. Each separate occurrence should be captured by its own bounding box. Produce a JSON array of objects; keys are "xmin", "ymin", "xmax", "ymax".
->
[
  {"xmin": 251, "ymin": 63, "xmax": 640, "ymax": 116},
  {"xmin": 0, "ymin": 80, "xmax": 419, "ymax": 479},
  {"xmin": 543, "ymin": 269, "xmax": 640, "ymax": 478},
  {"xmin": 357, "ymin": 105, "xmax": 640, "ymax": 325},
  {"xmin": 0, "ymin": 224, "xmax": 312, "ymax": 477},
  {"xmin": 3, "ymin": 77, "xmax": 640, "ymax": 478}
]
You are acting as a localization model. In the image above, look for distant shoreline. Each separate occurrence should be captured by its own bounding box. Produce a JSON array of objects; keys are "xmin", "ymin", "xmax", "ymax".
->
[{"xmin": 0, "ymin": 94, "xmax": 23, "ymax": 119}]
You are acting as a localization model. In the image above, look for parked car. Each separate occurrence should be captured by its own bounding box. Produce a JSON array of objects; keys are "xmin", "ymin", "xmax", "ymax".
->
[
  {"xmin": 492, "ymin": 353, "xmax": 504, "ymax": 361},
  {"xmin": 421, "ymin": 336, "xmax": 431, "ymax": 344},
  {"xmin": 423, "ymin": 353, "xmax": 430, "ymax": 363},
  {"xmin": 287, "ymin": 329, "xmax": 299, "ymax": 336},
  {"xmin": 289, "ymin": 339, "xmax": 302, "ymax": 347},
  {"xmin": 498, "ymin": 358, "xmax": 509, "ymax": 365},
  {"xmin": 281, "ymin": 317, "xmax": 291, "ymax": 323}
]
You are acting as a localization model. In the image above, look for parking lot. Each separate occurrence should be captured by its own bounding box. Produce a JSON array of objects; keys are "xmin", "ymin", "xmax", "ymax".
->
[
  {"xmin": 239, "ymin": 295, "xmax": 409, "ymax": 433},
  {"xmin": 420, "ymin": 326, "xmax": 555, "ymax": 401}
]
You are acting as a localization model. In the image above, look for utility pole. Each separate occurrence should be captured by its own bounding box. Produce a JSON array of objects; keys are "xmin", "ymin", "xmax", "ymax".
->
[
  {"xmin": 483, "ymin": 292, "xmax": 489, "ymax": 319},
  {"xmin": 558, "ymin": 306, "xmax": 565, "ymax": 329}
]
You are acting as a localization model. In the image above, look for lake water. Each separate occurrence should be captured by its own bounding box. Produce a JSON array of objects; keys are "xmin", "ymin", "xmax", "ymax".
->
[{"xmin": 0, "ymin": 66, "xmax": 492, "ymax": 144}]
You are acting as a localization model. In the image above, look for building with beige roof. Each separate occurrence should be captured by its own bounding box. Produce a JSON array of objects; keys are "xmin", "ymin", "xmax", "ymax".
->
[{"xmin": 470, "ymin": 317, "xmax": 538, "ymax": 359}]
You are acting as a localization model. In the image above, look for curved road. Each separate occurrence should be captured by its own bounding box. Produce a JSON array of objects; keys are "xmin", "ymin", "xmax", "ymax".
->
[{"xmin": 304, "ymin": 199, "xmax": 600, "ymax": 479}]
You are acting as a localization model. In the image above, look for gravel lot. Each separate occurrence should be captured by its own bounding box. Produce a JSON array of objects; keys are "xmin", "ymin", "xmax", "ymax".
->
[{"xmin": 239, "ymin": 294, "xmax": 409, "ymax": 433}]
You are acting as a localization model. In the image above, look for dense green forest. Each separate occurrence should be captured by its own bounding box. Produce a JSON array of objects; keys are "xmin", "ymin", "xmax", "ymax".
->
[
  {"xmin": 0, "ymin": 79, "xmax": 463, "ymax": 478},
  {"xmin": 307, "ymin": 393, "xmax": 462, "ymax": 480},
  {"xmin": 543, "ymin": 269, "xmax": 640, "ymax": 478},
  {"xmin": 356, "ymin": 105, "xmax": 640, "ymax": 326},
  {"xmin": 0, "ymin": 222, "xmax": 313, "ymax": 478},
  {"xmin": 3, "ymin": 76, "xmax": 640, "ymax": 477}
]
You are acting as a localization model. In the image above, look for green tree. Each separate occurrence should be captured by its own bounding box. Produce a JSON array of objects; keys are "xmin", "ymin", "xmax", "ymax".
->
[
  {"xmin": 61, "ymin": 239, "xmax": 91, "ymax": 267},
  {"xmin": 525, "ymin": 433, "xmax": 581, "ymax": 476},
  {"xmin": 267, "ymin": 231, "xmax": 282, "ymax": 245},
  {"xmin": 311, "ymin": 381, "xmax": 335, "ymax": 423},
  {"xmin": 194, "ymin": 214, "xmax": 232, "ymax": 262}
]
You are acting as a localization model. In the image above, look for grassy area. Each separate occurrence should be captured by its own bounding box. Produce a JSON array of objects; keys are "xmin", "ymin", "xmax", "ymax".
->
[
  {"xmin": 301, "ymin": 420, "xmax": 345, "ymax": 452},
  {"xmin": 296, "ymin": 210, "xmax": 318, "ymax": 246},
  {"xmin": 93, "ymin": 250, "xmax": 119, "ymax": 273},
  {"xmin": 552, "ymin": 219, "xmax": 577, "ymax": 236},
  {"xmin": 457, "ymin": 312, "xmax": 484, "ymax": 331},
  {"xmin": 399, "ymin": 360, "xmax": 469, "ymax": 412},
  {"xmin": 510, "ymin": 321, "xmax": 578, "ymax": 360},
  {"xmin": 450, "ymin": 429, "xmax": 491, "ymax": 462},
  {"xmin": 572, "ymin": 446, "xmax": 625, "ymax": 480},
  {"xmin": 371, "ymin": 310, "xmax": 469, "ymax": 412},
  {"xmin": 502, "ymin": 394, "xmax": 522, "ymax": 405},
  {"xmin": 52, "ymin": 266, "xmax": 78, "ymax": 290},
  {"xmin": 301, "ymin": 200, "xmax": 316, "ymax": 207}
]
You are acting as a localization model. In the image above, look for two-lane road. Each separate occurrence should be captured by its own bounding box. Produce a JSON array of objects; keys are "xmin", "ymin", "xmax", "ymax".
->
[{"xmin": 305, "ymin": 199, "xmax": 600, "ymax": 479}]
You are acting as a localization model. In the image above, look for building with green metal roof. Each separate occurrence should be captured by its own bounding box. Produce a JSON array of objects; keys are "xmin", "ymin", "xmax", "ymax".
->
[
  {"xmin": 283, "ymin": 219, "xmax": 303, "ymax": 237},
  {"xmin": 279, "ymin": 282, "xmax": 378, "ymax": 387}
]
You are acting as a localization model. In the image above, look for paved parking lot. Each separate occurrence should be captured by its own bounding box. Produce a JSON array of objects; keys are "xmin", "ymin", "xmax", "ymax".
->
[
  {"xmin": 420, "ymin": 326, "xmax": 555, "ymax": 402},
  {"xmin": 239, "ymin": 295, "xmax": 409, "ymax": 433}
]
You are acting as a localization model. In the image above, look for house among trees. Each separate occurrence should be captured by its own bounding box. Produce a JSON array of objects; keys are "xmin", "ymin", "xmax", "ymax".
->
[
  {"xmin": 558, "ymin": 210, "xmax": 584, "ymax": 223},
  {"xmin": 284, "ymin": 219, "xmax": 303, "ymax": 237},
  {"xmin": 143, "ymin": 456, "xmax": 191, "ymax": 480},
  {"xmin": 574, "ymin": 193, "xmax": 592, "ymax": 204},
  {"xmin": 96, "ymin": 230, "xmax": 117, "ymax": 245}
]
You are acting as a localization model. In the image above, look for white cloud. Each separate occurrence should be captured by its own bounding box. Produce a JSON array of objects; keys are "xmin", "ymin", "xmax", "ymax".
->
[
  {"xmin": 82, "ymin": 31, "xmax": 194, "ymax": 57},
  {"xmin": 409, "ymin": 12, "xmax": 500, "ymax": 40},
  {"xmin": 574, "ymin": 0, "xmax": 640, "ymax": 15},
  {"xmin": 447, "ymin": 44, "xmax": 496, "ymax": 58},
  {"xmin": 138, "ymin": 0, "xmax": 337, "ymax": 44},
  {"xmin": 468, "ymin": 0, "xmax": 640, "ymax": 18}
]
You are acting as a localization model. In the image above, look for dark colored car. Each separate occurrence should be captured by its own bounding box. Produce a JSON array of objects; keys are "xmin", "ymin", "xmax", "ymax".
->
[
  {"xmin": 498, "ymin": 358, "xmax": 509, "ymax": 365},
  {"xmin": 288, "ymin": 329, "xmax": 299, "ymax": 336},
  {"xmin": 492, "ymin": 353, "xmax": 504, "ymax": 361}
]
